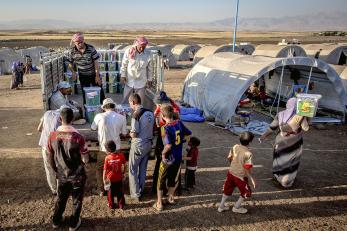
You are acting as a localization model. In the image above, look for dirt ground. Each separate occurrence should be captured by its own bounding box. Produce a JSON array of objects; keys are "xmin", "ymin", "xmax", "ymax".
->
[
  {"xmin": 1, "ymin": 30, "xmax": 347, "ymax": 48},
  {"xmin": 0, "ymin": 68, "xmax": 347, "ymax": 231}
]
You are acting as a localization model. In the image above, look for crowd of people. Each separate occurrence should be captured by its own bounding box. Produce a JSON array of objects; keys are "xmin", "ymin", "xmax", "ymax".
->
[{"xmin": 36, "ymin": 32, "xmax": 311, "ymax": 230}]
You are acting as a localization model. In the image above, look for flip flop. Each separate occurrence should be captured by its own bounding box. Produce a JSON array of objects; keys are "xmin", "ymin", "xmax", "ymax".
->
[
  {"xmin": 167, "ymin": 198, "xmax": 175, "ymax": 205},
  {"xmin": 153, "ymin": 202, "xmax": 163, "ymax": 212}
]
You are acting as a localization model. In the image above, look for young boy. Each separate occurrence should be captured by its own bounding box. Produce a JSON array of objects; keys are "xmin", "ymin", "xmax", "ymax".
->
[
  {"xmin": 217, "ymin": 131, "xmax": 256, "ymax": 214},
  {"xmin": 153, "ymin": 104, "xmax": 192, "ymax": 211},
  {"xmin": 103, "ymin": 140, "xmax": 127, "ymax": 209},
  {"xmin": 183, "ymin": 136, "xmax": 200, "ymax": 189}
]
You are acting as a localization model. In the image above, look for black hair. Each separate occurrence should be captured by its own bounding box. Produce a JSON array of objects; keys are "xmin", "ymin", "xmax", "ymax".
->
[
  {"xmin": 189, "ymin": 136, "xmax": 200, "ymax": 147},
  {"xmin": 105, "ymin": 140, "xmax": 117, "ymax": 153},
  {"xmin": 259, "ymin": 85, "xmax": 265, "ymax": 91},
  {"xmin": 239, "ymin": 131, "xmax": 254, "ymax": 146},
  {"xmin": 129, "ymin": 93, "xmax": 141, "ymax": 104},
  {"xmin": 60, "ymin": 107, "xmax": 74, "ymax": 124}
]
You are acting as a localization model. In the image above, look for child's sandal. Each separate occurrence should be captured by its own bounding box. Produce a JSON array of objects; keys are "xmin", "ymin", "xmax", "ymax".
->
[{"xmin": 153, "ymin": 202, "xmax": 163, "ymax": 211}]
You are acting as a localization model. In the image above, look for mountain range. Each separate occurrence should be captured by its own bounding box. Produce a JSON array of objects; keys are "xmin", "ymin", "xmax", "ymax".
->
[{"xmin": 0, "ymin": 12, "xmax": 346, "ymax": 31}]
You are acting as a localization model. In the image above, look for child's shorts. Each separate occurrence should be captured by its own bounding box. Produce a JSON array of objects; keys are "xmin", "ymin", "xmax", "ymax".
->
[
  {"xmin": 223, "ymin": 171, "xmax": 251, "ymax": 198},
  {"xmin": 157, "ymin": 162, "xmax": 180, "ymax": 191}
]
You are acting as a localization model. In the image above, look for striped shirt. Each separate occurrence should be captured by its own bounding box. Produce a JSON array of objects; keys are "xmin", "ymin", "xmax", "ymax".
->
[{"xmin": 66, "ymin": 43, "xmax": 100, "ymax": 75}]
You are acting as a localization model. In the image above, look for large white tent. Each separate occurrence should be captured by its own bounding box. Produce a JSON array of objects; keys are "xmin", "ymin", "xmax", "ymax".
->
[
  {"xmin": 171, "ymin": 44, "xmax": 201, "ymax": 61},
  {"xmin": 193, "ymin": 45, "xmax": 237, "ymax": 65},
  {"xmin": 0, "ymin": 48, "xmax": 24, "ymax": 74},
  {"xmin": 147, "ymin": 45, "xmax": 177, "ymax": 67},
  {"xmin": 300, "ymin": 44, "xmax": 347, "ymax": 65},
  {"xmin": 193, "ymin": 44, "xmax": 255, "ymax": 65},
  {"xmin": 183, "ymin": 52, "xmax": 347, "ymax": 123},
  {"xmin": 16, "ymin": 46, "xmax": 49, "ymax": 67},
  {"xmin": 253, "ymin": 44, "xmax": 307, "ymax": 58},
  {"xmin": 337, "ymin": 66, "xmax": 347, "ymax": 93},
  {"xmin": 112, "ymin": 44, "xmax": 129, "ymax": 53}
]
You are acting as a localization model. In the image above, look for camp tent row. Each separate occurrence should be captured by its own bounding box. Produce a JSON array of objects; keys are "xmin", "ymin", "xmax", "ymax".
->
[
  {"xmin": 193, "ymin": 44, "xmax": 255, "ymax": 65},
  {"xmin": 16, "ymin": 46, "xmax": 49, "ymax": 67},
  {"xmin": 182, "ymin": 52, "xmax": 347, "ymax": 123},
  {"xmin": 171, "ymin": 44, "xmax": 201, "ymax": 61},
  {"xmin": 300, "ymin": 44, "xmax": 347, "ymax": 65},
  {"xmin": 0, "ymin": 48, "xmax": 24, "ymax": 74}
]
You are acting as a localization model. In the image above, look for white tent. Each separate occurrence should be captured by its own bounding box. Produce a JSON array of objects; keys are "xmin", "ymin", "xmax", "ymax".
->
[
  {"xmin": 112, "ymin": 44, "xmax": 129, "ymax": 53},
  {"xmin": 183, "ymin": 52, "xmax": 347, "ymax": 123},
  {"xmin": 193, "ymin": 45, "xmax": 237, "ymax": 65},
  {"xmin": 337, "ymin": 66, "xmax": 347, "ymax": 93},
  {"xmin": 158, "ymin": 44, "xmax": 174, "ymax": 50},
  {"xmin": 148, "ymin": 45, "xmax": 177, "ymax": 67},
  {"xmin": 171, "ymin": 44, "xmax": 201, "ymax": 61},
  {"xmin": 16, "ymin": 46, "xmax": 49, "ymax": 67},
  {"xmin": 239, "ymin": 44, "xmax": 255, "ymax": 55},
  {"xmin": 300, "ymin": 44, "xmax": 347, "ymax": 65},
  {"xmin": 193, "ymin": 44, "xmax": 255, "ymax": 65},
  {"xmin": 253, "ymin": 44, "xmax": 307, "ymax": 58},
  {"xmin": 0, "ymin": 48, "xmax": 24, "ymax": 74}
]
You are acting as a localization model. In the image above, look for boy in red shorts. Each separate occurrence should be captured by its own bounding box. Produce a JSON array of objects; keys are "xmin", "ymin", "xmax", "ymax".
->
[
  {"xmin": 217, "ymin": 131, "xmax": 256, "ymax": 214},
  {"xmin": 103, "ymin": 140, "xmax": 127, "ymax": 209}
]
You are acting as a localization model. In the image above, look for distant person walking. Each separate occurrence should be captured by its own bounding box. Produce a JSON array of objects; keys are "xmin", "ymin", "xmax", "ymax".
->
[
  {"xmin": 66, "ymin": 32, "xmax": 105, "ymax": 105},
  {"xmin": 47, "ymin": 107, "xmax": 89, "ymax": 230},
  {"xmin": 10, "ymin": 61, "xmax": 24, "ymax": 89},
  {"xmin": 120, "ymin": 36, "xmax": 153, "ymax": 105}
]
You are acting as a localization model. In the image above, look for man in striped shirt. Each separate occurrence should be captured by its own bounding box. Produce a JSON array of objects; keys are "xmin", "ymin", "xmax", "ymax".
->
[{"xmin": 66, "ymin": 32, "xmax": 105, "ymax": 104}]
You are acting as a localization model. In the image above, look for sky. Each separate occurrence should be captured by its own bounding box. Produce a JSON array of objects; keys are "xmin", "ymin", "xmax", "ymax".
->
[{"xmin": 0, "ymin": 0, "xmax": 346, "ymax": 24}]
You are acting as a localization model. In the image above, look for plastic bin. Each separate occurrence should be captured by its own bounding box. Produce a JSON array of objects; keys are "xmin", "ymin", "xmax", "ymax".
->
[
  {"xmin": 108, "ymin": 72, "xmax": 118, "ymax": 84},
  {"xmin": 296, "ymin": 93, "xmax": 322, "ymax": 117},
  {"xmin": 99, "ymin": 62, "xmax": 106, "ymax": 72},
  {"xmin": 108, "ymin": 62, "xmax": 117, "ymax": 72},
  {"xmin": 109, "ymin": 83, "xmax": 117, "ymax": 94},
  {"xmin": 85, "ymin": 104, "xmax": 100, "ymax": 123},
  {"xmin": 84, "ymin": 87, "xmax": 101, "ymax": 106}
]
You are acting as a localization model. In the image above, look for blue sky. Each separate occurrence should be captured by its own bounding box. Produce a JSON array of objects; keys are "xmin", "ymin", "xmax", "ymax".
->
[{"xmin": 1, "ymin": 0, "xmax": 346, "ymax": 24}]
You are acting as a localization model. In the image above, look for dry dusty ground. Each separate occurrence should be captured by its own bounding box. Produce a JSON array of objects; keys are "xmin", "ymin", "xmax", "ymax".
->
[
  {"xmin": 0, "ymin": 69, "xmax": 347, "ymax": 231},
  {"xmin": 1, "ymin": 30, "xmax": 347, "ymax": 48}
]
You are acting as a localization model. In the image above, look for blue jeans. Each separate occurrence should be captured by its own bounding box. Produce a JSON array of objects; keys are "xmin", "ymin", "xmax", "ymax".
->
[{"xmin": 128, "ymin": 141, "xmax": 152, "ymax": 198}]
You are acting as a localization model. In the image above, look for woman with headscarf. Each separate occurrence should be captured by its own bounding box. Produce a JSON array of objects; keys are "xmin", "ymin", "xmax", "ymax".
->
[
  {"xmin": 120, "ymin": 36, "xmax": 153, "ymax": 105},
  {"xmin": 260, "ymin": 98, "xmax": 309, "ymax": 188},
  {"xmin": 66, "ymin": 32, "xmax": 105, "ymax": 105}
]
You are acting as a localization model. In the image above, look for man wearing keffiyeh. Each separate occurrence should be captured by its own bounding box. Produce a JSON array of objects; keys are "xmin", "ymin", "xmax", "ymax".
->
[
  {"xmin": 66, "ymin": 32, "xmax": 105, "ymax": 105},
  {"xmin": 120, "ymin": 36, "xmax": 153, "ymax": 105}
]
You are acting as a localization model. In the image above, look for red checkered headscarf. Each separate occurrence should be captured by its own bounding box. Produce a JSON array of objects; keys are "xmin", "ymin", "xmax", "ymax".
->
[
  {"xmin": 70, "ymin": 33, "xmax": 84, "ymax": 47},
  {"xmin": 129, "ymin": 36, "xmax": 149, "ymax": 59}
]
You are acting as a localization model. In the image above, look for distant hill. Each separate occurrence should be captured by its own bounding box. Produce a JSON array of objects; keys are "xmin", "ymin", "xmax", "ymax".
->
[{"xmin": 0, "ymin": 12, "xmax": 346, "ymax": 31}]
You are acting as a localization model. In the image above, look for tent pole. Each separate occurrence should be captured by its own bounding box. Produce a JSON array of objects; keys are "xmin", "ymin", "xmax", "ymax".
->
[
  {"xmin": 277, "ymin": 65, "xmax": 285, "ymax": 114},
  {"xmin": 232, "ymin": 0, "xmax": 240, "ymax": 52},
  {"xmin": 305, "ymin": 66, "xmax": 313, "ymax": 93}
]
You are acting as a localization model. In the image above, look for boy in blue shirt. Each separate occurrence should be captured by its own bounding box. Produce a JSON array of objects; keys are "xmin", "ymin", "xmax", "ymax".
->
[{"xmin": 153, "ymin": 104, "xmax": 192, "ymax": 211}]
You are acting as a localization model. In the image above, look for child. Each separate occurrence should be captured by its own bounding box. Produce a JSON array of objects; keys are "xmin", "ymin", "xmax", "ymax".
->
[
  {"xmin": 103, "ymin": 140, "xmax": 127, "ymax": 209},
  {"xmin": 183, "ymin": 136, "xmax": 201, "ymax": 189},
  {"xmin": 153, "ymin": 104, "xmax": 192, "ymax": 211},
  {"xmin": 217, "ymin": 131, "xmax": 256, "ymax": 214}
]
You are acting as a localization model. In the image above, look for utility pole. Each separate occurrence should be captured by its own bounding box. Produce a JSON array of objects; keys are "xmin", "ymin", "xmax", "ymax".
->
[{"xmin": 232, "ymin": 0, "xmax": 240, "ymax": 52}]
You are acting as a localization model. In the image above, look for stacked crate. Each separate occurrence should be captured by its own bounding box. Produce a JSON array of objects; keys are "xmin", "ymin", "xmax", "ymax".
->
[{"xmin": 98, "ymin": 49, "xmax": 123, "ymax": 94}]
